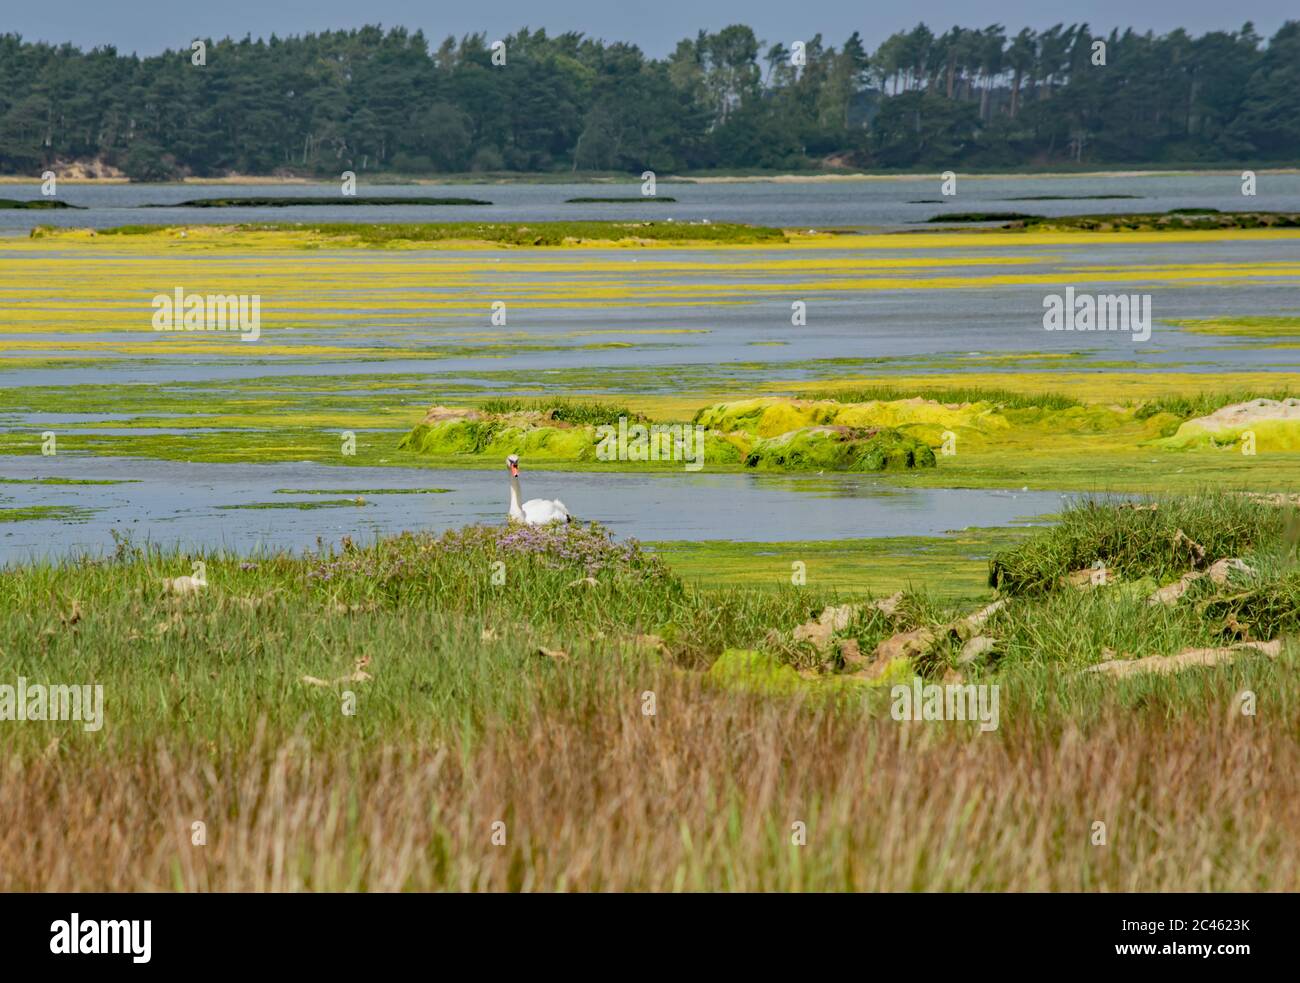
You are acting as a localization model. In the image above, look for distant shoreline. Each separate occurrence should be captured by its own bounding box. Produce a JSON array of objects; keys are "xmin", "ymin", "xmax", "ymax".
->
[
  {"xmin": 676, "ymin": 168, "xmax": 1300, "ymax": 183},
  {"xmin": 1, "ymin": 167, "xmax": 1296, "ymax": 186}
]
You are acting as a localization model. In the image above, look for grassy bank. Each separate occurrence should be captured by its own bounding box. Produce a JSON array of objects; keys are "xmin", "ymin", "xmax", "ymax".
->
[
  {"xmin": 649, "ymin": 526, "xmax": 1036, "ymax": 602},
  {"xmin": 1, "ymin": 496, "xmax": 1297, "ymax": 890}
]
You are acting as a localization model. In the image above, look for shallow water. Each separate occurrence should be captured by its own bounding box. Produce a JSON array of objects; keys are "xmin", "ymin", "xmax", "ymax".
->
[
  {"xmin": 2, "ymin": 234, "xmax": 1298, "ymax": 390},
  {"xmin": 3, "ymin": 173, "xmax": 1299, "ymax": 231},
  {"xmin": 0, "ymin": 457, "xmax": 1070, "ymax": 564},
  {"xmin": 0, "ymin": 178, "xmax": 1290, "ymax": 556}
]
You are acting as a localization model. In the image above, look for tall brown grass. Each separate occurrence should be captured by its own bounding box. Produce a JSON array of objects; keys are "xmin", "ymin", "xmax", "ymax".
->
[{"xmin": 3, "ymin": 667, "xmax": 1293, "ymax": 891}]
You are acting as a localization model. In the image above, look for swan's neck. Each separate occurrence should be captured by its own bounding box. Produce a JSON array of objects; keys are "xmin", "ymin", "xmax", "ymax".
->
[{"xmin": 509, "ymin": 473, "xmax": 522, "ymax": 515}]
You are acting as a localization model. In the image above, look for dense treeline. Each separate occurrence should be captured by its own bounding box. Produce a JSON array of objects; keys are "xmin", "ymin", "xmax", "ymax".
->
[{"xmin": 1, "ymin": 20, "xmax": 1297, "ymax": 178}]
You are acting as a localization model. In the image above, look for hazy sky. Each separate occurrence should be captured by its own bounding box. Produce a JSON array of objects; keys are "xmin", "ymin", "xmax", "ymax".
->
[{"xmin": 8, "ymin": 1, "xmax": 1292, "ymax": 57}]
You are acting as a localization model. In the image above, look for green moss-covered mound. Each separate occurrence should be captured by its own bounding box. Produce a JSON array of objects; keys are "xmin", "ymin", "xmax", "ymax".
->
[
  {"xmin": 697, "ymin": 395, "xmax": 1155, "ymax": 453},
  {"xmin": 694, "ymin": 396, "xmax": 1008, "ymax": 451},
  {"xmin": 696, "ymin": 395, "xmax": 1002, "ymax": 434},
  {"xmin": 398, "ymin": 413, "xmax": 597, "ymax": 460},
  {"xmin": 397, "ymin": 405, "xmax": 745, "ymax": 465},
  {"xmin": 744, "ymin": 425, "xmax": 935, "ymax": 472},
  {"xmin": 397, "ymin": 400, "xmax": 937, "ymax": 472},
  {"xmin": 706, "ymin": 647, "xmax": 911, "ymax": 697}
]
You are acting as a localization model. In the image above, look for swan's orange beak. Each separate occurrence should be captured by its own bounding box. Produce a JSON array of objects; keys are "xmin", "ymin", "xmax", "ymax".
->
[{"xmin": 509, "ymin": 464, "xmax": 519, "ymax": 477}]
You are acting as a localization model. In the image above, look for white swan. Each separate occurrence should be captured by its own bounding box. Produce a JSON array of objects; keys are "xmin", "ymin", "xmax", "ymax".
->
[{"xmin": 506, "ymin": 454, "xmax": 571, "ymax": 525}]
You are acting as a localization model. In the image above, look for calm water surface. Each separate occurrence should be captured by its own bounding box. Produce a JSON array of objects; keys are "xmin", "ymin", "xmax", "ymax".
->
[
  {"xmin": 3, "ymin": 172, "xmax": 1298, "ymax": 231},
  {"xmin": 0, "ymin": 457, "xmax": 1071, "ymax": 564}
]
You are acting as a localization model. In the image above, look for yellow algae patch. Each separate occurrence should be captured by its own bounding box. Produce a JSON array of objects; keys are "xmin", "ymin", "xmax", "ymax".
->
[
  {"xmin": 837, "ymin": 399, "xmax": 1010, "ymax": 434},
  {"xmin": 789, "ymin": 371, "xmax": 1300, "ymax": 405},
  {"xmin": 7, "ymin": 226, "xmax": 1300, "ymax": 397},
  {"xmin": 8, "ymin": 227, "xmax": 1300, "ymax": 350},
  {"xmin": 695, "ymin": 396, "xmax": 1015, "ymax": 447},
  {"xmin": 783, "ymin": 228, "xmax": 1300, "ymax": 250},
  {"xmin": 1170, "ymin": 316, "xmax": 1300, "ymax": 337},
  {"xmin": 706, "ymin": 649, "xmax": 805, "ymax": 695},
  {"xmin": 706, "ymin": 648, "xmax": 906, "ymax": 697},
  {"xmin": 691, "ymin": 394, "xmax": 1191, "ymax": 467}
]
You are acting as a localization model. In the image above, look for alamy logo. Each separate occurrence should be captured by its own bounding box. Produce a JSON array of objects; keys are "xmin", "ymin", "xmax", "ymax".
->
[
  {"xmin": 151, "ymin": 287, "xmax": 261, "ymax": 341},
  {"xmin": 50, "ymin": 913, "xmax": 151, "ymax": 963},
  {"xmin": 595, "ymin": 417, "xmax": 705, "ymax": 472},
  {"xmin": 1043, "ymin": 287, "xmax": 1151, "ymax": 342},
  {"xmin": 0, "ymin": 678, "xmax": 103, "ymax": 731},
  {"xmin": 891, "ymin": 677, "xmax": 1000, "ymax": 732}
]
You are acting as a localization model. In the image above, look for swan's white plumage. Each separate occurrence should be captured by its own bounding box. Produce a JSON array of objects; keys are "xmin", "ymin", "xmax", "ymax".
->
[
  {"xmin": 506, "ymin": 455, "xmax": 571, "ymax": 525},
  {"xmin": 519, "ymin": 497, "xmax": 569, "ymax": 524}
]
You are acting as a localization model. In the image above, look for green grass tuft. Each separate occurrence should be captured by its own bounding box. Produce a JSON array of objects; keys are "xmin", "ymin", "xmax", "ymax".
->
[
  {"xmin": 988, "ymin": 493, "xmax": 1290, "ymax": 595},
  {"xmin": 1134, "ymin": 389, "xmax": 1295, "ymax": 422},
  {"xmin": 474, "ymin": 397, "xmax": 639, "ymax": 427}
]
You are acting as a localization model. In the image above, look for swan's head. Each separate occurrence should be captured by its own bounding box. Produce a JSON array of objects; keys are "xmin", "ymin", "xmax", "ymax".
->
[{"xmin": 507, "ymin": 454, "xmax": 519, "ymax": 477}]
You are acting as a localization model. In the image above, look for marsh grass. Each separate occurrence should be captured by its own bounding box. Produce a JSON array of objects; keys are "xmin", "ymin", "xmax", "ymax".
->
[
  {"xmin": 985, "ymin": 586, "xmax": 1235, "ymax": 669},
  {"xmin": 4, "ymin": 503, "xmax": 1300, "ymax": 890},
  {"xmin": 988, "ymin": 493, "xmax": 1291, "ymax": 594},
  {"xmin": 1027, "ymin": 210, "xmax": 1300, "ymax": 231},
  {"xmin": 0, "ymin": 522, "xmax": 823, "ymax": 750},
  {"xmin": 2, "ymin": 659, "xmax": 1296, "ymax": 890},
  {"xmin": 1197, "ymin": 569, "xmax": 1300, "ymax": 640},
  {"xmin": 801, "ymin": 384, "xmax": 1081, "ymax": 411},
  {"xmin": 0, "ymin": 477, "xmax": 128, "ymax": 486},
  {"xmin": 474, "ymin": 397, "xmax": 639, "ymax": 427},
  {"xmin": 1134, "ymin": 388, "xmax": 1295, "ymax": 422},
  {"xmin": 0, "ymin": 505, "xmax": 93, "ymax": 523}
]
